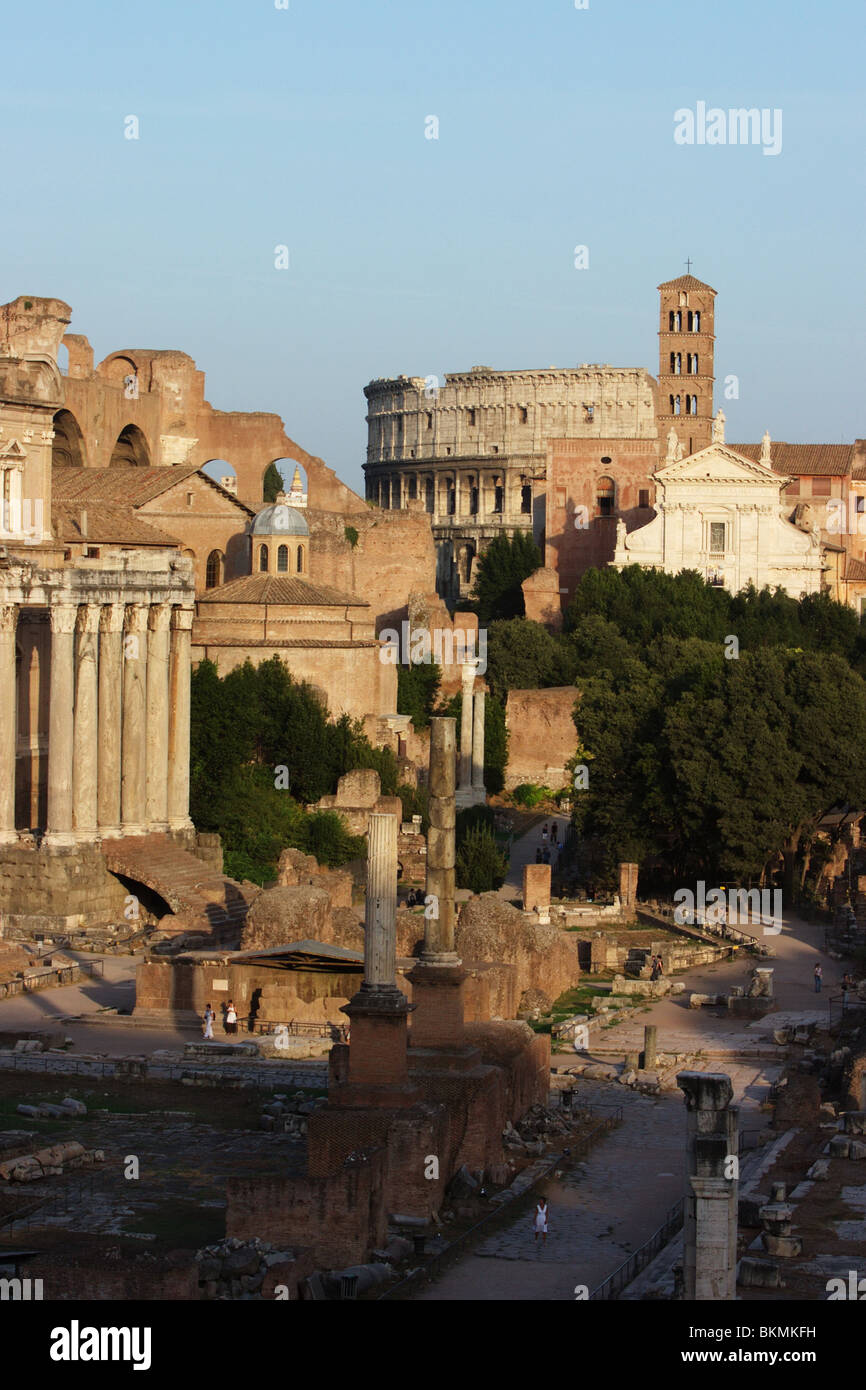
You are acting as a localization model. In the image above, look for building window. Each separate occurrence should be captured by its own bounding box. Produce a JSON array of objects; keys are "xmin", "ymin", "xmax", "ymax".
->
[
  {"xmin": 425, "ymin": 478, "xmax": 434, "ymax": 513},
  {"xmin": 470, "ymin": 486, "xmax": 479, "ymax": 515},
  {"xmin": 857, "ymin": 496, "xmax": 865, "ymax": 514},
  {"xmin": 674, "ymin": 311, "xmax": 682, "ymax": 331},
  {"xmin": 671, "ymin": 352, "xmax": 681, "ymax": 374},
  {"xmin": 447, "ymin": 485, "xmax": 456, "ymax": 516},
  {"xmin": 468, "ymin": 408, "xmax": 476, "ymax": 427},
  {"xmin": 686, "ymin": 394, "xmax": 698, "ymax": 415},
  {"xmin": 693, "ymin": 311, "xmax": 701, "ymax": 331},
  {"xmin": 669, "ymin": 311, "xmax": 676, "ymax": 331},
  {"xmin": 521, "ymin": 485, "xmax": 532, "ymax": 514},
  {"xmin": 519, "ymin": 406, "xmax": 528, "ymax": 424},
  {"xmin": 297, "ymin": 545, "xmax": 304, "ymax": 573},
  {"xmin": 690, "ymin": 354, "xmax": 699, "ymax": 373},
  {"xmin": 709, "ymin": 522, "xmax": 726, "ymax": 553},
  {"xmin": 408, "ymin": 475, "xmax": 417, "ymax": 500},
  {"xmin": 205, "ymin": 550, "xmax": 222, "ymax": 588},
  {"xmin": 687, "ymin": 311, "xmax": 693, "ymax": 331},
  {"xmin": 277, "ymin": 544, "xmax": 289, "ymax": 572},
  {"xmin": 786, "ymin": 479, "xmax": 800, "ymax": 497},
  {"xmin": 584, "ymin": 404, "xmax": 594, "ymax": 422},
  {"xmin": 259, "ymin": 544, "xmax": 268, "ymax": 572},
  {"xmin": 597, "ymin": 476, "xmax": 615, "ymax": 517},
  {"xmin": 639, "ymin": 489, "xmax": 649, "ymax": 508},
  {"xmin": 811, "ymin": 477, "xmax": 832, "ymax": 497},
  {"xmin": 445, "ymin": 446, "xmax": 451, "ymax": 456},
  {"xmin": 494, "ymin": 485, "xmax": 503, "ymax": 514},
  {"xmin": 673, "ymin": 395, "xmax": 681, "ymax": 416},
  {"xmin": 85, "ymin": 546, "xmax": 100, "ymax": 559},
  {"xmin": 426, "ymin": 412, "xmax": 433, "ymax": 430}
]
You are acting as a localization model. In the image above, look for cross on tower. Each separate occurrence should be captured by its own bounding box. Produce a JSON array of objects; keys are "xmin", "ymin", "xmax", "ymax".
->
[{"xmin": 685, "ymin": 258, "xmax": 693, "ymax": 274}]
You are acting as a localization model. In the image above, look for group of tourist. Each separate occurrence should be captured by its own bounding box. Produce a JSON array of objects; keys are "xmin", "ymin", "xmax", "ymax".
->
[{"xmin": 202, "ymin": 1001, "xmax": 238, "ymax": 1038}]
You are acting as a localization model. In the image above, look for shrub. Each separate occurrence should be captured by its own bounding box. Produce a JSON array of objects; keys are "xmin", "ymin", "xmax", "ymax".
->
[
  {"xmin": 455, "ymin": 825, "xmax": 509, "ymax": 893},
  {"xmin": 511, "ymin": 783, "xmax": 553, "ymax": 808}
]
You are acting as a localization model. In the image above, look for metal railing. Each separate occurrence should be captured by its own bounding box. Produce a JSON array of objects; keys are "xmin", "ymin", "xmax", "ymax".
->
[{"xmin": 589, "ymin": 1197, "xmax": 684, "ymax": 1300}]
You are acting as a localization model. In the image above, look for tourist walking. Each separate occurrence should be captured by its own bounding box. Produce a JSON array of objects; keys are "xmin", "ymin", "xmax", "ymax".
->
[
  {"xmin": 541, "ymin": 824, "xmax": 548, "ymax": 842},
  {"xmin": 203, "ymin": 1003, "xmax": 215, "ymax": 1040},
  {"xmin": 650, "ymin": 955, "xmax": 661, "ymax": 982},
  {"xmin": 225, "ymin": 1000, "xmax": 238, "ymax": 1034},
  {"xmin": 814, "ymin": 964, "xmax": 823, "ymax": 994},
  {"xmin": 533, "ymin": 1198, "xmax": 549, "ymax": 1245}
]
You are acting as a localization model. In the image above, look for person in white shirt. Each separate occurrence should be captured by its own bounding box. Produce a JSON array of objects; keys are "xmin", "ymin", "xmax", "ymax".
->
[{"xmin": 533, "ymin": 1198, "xmax": 549, "ymax": 1244}]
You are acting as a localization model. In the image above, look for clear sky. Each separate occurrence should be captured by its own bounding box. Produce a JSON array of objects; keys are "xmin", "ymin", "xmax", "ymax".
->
[{"xmin": 4, "ymin": 0, "xmax": 864, "ymax": 492}]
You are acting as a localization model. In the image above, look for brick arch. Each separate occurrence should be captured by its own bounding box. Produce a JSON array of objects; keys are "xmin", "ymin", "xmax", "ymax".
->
[
  {"xmin": 52, "ymin": 408, "xmax": 88, "ymax": 468},
  {"xmin": 109, "ymin": 423, "xmax": 151, "ymax": 468}
]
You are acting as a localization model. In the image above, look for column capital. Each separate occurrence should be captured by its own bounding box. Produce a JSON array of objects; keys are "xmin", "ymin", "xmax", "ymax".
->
[
  {"xmin": 49, "ymin": 603, "xmax": 78, "ymax": 635},
  {"xmin": 171, "ymin": 606, "xmax": 195, "ymax": 632},
  {"xmin": 124, "ymin": 603, "xmax": 150, "ymax": 635},
  {"xmin": 148, "ymin": 602, "xmax": 172, "ymax": 634},
  {"xmin": 100, "ymin": 602, "xmax": 126, "ymax": 633},
  {"xmin": 0, "ymin": 602, "xmax": 18, "ymax": 634},
  {"xmin": 76, "ymin": 604, "xmax": 102, "ymax": 636}
]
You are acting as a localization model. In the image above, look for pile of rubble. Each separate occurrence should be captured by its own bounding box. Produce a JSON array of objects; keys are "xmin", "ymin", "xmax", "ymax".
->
[
  {"xmin": 502, "ymin": 1103, "xmax": 575, "ymax": 1157},
  {"xmin": 259, "ymin": 1090, "xmax": 327, "ymax": 1134},
  {"xmin": 17, "ymin": 1095, "xmax": 86, "ymax": 1119},
  {"xmin": 0, "ymin": 1136, "xmax": 104, "ymax": 1183},
  {"xmin": 194, "ymin": 1237, "xmax": 298, "ymax": 1299}
]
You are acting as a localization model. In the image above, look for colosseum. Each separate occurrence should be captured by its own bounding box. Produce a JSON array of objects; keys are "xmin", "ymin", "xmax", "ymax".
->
[{"xmin": 363, "ymin": 276, "xmax": 719, "ymax": 602}]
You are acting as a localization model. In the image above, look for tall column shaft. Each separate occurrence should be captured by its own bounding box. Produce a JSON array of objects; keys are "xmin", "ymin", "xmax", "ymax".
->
[
  {"xmin": 0, "ymin": 604, "xmax": 18, "ymax": 844},
  {"xmin": 97, "ymin": 603, "xmax": 124, "ymax": 836},
  {"xmin": 458, "ymin": 666, "xmax": 474, "ymax": 790},
  {"xmin": 121, "ymin": 604, "xmax": 149, "ymax": 834},
  {"xmin": 167, "ymin": 607, "xmax": 194, "ymax": 830},
  {"xmin": 363, "ymin": 812, "xmax": 399, "ymax": 990},
  {"xmin": 45, "ymin": 604, "xmax": 77, "ymax": 846},
  {"xmin": 423, "ymin": 716, "xmax": 457, "ymax": 960},
  {"xmin": 471, "ymin": 686, "xmax": 485, "ymax": 790},
  {"xmin": 72, "ymin": 604, "xmax": 100, "ymax": 841},
  {"xmin": 145, "ymin": 604, "xmax": 171, "ymax": 830}
]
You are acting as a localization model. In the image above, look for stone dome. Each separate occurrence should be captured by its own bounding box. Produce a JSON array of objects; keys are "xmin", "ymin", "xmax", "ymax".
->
[{"xmin": 249, "ymin": 502, "xmax": 309, "ymax": 537}]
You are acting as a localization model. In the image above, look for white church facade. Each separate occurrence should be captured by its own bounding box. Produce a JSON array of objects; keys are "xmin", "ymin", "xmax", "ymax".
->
[{"xmin": 612, "ymin": 413, "xmax": 826, "ymax": 597}]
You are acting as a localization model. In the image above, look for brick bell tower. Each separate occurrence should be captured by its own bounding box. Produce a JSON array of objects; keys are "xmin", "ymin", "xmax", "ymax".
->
[{"xmin": 657, "ymin": 271, "xmax": 717, "ymax": 456}]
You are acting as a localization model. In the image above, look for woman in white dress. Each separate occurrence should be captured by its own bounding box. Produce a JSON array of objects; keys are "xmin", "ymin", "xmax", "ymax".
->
[{"xmin": 534, "ymin": 1198, "xmax": 549, "ymax": 1244}]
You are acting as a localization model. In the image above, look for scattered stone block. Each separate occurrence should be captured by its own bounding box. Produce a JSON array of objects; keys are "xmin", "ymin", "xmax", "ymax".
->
[
  {"xmin": 848, "ymin": 1140, "xmax": 866, "ymax": 1160},
  {"xmin": 807, "ymin": 1160, "xmax": 830, "ymax": 1181},
  {"xmin": 829, "ymin": 1136, "xmax": 850, "ymax": 1158},
  {"xmin": 739, "ymin": 1258, "xmax": 782, "ymax": 1288},
  {"xmin": 843, "ymin": 1112, "xmax": 866, "ymax": 1135},
  {"xmin": 60, "ymin": 1098, "xmax": 86, "ymax": 1116}
]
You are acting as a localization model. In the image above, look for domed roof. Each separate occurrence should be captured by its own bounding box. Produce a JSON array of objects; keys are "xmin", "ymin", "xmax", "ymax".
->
[{"xmin": 249, "ymin": 501, "xmax": 309, "ymax": 537}]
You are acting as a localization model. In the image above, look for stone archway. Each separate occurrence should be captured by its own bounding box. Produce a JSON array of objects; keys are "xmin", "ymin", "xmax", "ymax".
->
[
  {"xmin": 109, "ymin": 424, "xmax": 151, "ymax": 468},
  {"xmin": 52, "ymin": 409, "xmax": 88, "ymax": 469}
]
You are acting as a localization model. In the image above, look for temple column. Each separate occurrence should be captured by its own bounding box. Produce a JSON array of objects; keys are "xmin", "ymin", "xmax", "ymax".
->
[
  {"xmin": 0, "ymin": 603, "xmax": 18, "ymax": 844},
  {"xmin": 342, "ymin": 812, "xmax": 413, "ymax": 1093},
  {"xmin": 145, "ymin": 603, "xmax": 171, "ymax": 831},
  {"xmin": 72, "ymin": 604, "xmax": 100, "ymax": 841},
  {"xmin": 471, "ymin": 685, "xmax": 485, "ymax": 793},
  {"xmin": 167, "ymin": 606, "xmax": 194, "ymax": 831},
  {"xmin": 44, "ymin": 603, "xmax": 77, "ymax": 847},
  {"xmin": 458, "ymin": 663, "xmax": 474, "ymax": 791},
  {"xmin": 121, "ymin": 604, "xmax": 149, "ymax": 834},
  {"xmin": 408, "ymin": 717, "xmax": 474, "ymax": 1055},
  {"xmin": 97, "ymin": 603, "xmax": 124, "ymax": 837},
  {"xmin": 677, "ymin": 1071, "xmax": 739, "ymax": 1300}
]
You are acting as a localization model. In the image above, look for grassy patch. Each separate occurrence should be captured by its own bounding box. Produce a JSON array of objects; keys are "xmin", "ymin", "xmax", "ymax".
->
[{"xmin": 122, "ymin": 1200, "xmax": 225, "ymax": 1249}]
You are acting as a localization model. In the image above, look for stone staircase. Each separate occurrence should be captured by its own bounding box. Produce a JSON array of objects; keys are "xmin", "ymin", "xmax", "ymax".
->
[{"xmin": 101, "ymin": 834, "xmax": 256, "ymax": 945}]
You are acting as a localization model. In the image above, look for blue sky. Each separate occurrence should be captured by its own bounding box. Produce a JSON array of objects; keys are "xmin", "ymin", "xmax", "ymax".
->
[{"xmin": 4, "ymin": 0, "xmax": 864, "ymax": 492}]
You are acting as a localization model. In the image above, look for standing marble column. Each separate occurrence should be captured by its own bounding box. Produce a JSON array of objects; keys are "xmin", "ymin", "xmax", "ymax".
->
[
  {"xmin": 121, "ymin": 604, "xmax": 149, "ymax": 834},
  {"xmin": 167, "ymin": 607, "xmax": 194, "ymax": 831},
  {"xmin": 0, "ymin": 603, "xmax": 18, "ymax": 844},
  {"xmin": 45, "ymin": 603, "xmax": 77, "ymax": 847},
  {"xmin": 97, "ymin": 603, "xmax": 124, "ymax": 837},
  {"xmin": 361, "ymin": 812, "xmax": 400, "ymax": 994},
  {"xmin": 72, "ymin": 604, "xmax": 100, "ymax": 841},
  {"xmin": 677, "ymin": 1071, "xmax": 739, "ymax": 1300},
  {"xmin": 458, "ymin": 663, "xmax": 475, "ymax": 791},
  {"xmin": 471, "ymin": 685, "xmax": 485, "ymax": 792},
  {"xmin": 145, "ymin": 604, "xmax": 171, "ymax": 831}
]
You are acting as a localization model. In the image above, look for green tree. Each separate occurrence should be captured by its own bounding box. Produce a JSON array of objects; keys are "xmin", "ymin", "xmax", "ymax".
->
[
  {"xmin": 471, "ymin": 531, "xmax": 543, "ymax": 625},
  {"xmin": 262, "ymin": 462, "xmax": 283, "ymax": 502},
  {"xmin": 397, "ymin": 660, "xmax": 441, "ymax": 730},
  {"xmin": 456, "ymin": 824, "xmax": 509, "ymax": 893},
  {"xmin": 485, "ymin": 618, "xmax": 578, "ymax": 703}
]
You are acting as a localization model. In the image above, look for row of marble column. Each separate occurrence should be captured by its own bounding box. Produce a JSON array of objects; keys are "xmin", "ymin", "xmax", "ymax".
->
[
  {"xmin": 458, "ymin": 664, "xmax": 485, "ymax": 798},
  {"xmin": 0, "ymin": 600, "xmax": 194, "ymax": 847}
]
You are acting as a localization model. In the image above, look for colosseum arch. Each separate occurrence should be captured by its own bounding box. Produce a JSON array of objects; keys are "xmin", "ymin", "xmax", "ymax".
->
[
  {"xmin": 109, "ymin": 424, "xmax": 151, "ymax": 468},
  {"xmin": 52, "ymin": 409, "xmax": 88, "ymax": 468}
]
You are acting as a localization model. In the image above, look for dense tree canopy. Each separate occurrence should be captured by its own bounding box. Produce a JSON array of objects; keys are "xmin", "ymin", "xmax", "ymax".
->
[{"xmin": 471, "ymin": 531, "xmax": 543, "ymax": 625}]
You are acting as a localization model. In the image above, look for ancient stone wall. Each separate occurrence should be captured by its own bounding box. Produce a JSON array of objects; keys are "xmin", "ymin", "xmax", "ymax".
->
[
  {"xmin": 0, "ymin": 842, "xmax": 130, "ymax": 929},
  {"xmin": 504, "ymin": 687, "xmax": 578, "ymax": 791}
]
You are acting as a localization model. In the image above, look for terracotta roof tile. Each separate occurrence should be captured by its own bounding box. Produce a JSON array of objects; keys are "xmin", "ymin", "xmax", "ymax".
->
[
  {"xmin": 51, "ymin": 503, "xmax": 181, "ymax": 546},
  {"xmin": 733, "ymin": 442, "xmax": 854, "ymax": 477},
  {"xmin": 52, "ymin": 466, "xmax": 254, "ymax": 512},
  {"xmin": 197, "ymin": 575, "xmax": 368, "ymax": 607},
  {"xmin": 657, "ymin": 274, "xmax": 717, "ymax": 294},
  {"xmin": 844, "ymin": 557, "xmax": 866, "ymax": 581}
]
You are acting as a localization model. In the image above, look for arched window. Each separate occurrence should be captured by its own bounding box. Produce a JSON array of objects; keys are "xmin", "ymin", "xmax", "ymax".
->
[
  {"xmin": 205, "ymin": 550, "xmax": 222, "ymax": 589},
  {"xmin": 277, "ymin": 545, "xmax": 289, "ymax": 573},
  {"xmin": 668, "ymin": 311, "xmax": 676, "ymax": 331},
  {"xmin": 674, "ymin": 311, "xmax": 682, "ymax": 331},
  {"xmin": 687, "ymin": 311, "xmax": 693, "ymax": 331},
  {"xmin": 693, "ymin": 311, "xmax": 700, "ymax": 331},
  {"xmin": 297, "ymin": 545, "xmax": 304, "ymax": 573},
  {"xmin": 674, "ymin": 396, "xmax": 681, "ymax": 416},
  {"xmin": 259, "ymin": 544, "xmax": 269, "ymax": 572},
  {"xmin": 597, "ymin": 476, "xmax": 615, "ymax": 517}
]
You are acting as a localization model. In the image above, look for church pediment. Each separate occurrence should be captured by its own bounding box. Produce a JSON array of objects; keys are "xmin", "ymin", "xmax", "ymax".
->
[{"xmin": 654, "ymin": 443, "xmax": 781, "ymax": 487}]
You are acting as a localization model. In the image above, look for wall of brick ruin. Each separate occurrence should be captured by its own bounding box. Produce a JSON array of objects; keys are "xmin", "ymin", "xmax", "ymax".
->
[
  {"xmin": 0, "ymin": 843, "xmax": 130, "ymax": 930},
  {"xmin": 504, "ymin": 686, "xmax": 578, "ymax": 791}
]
